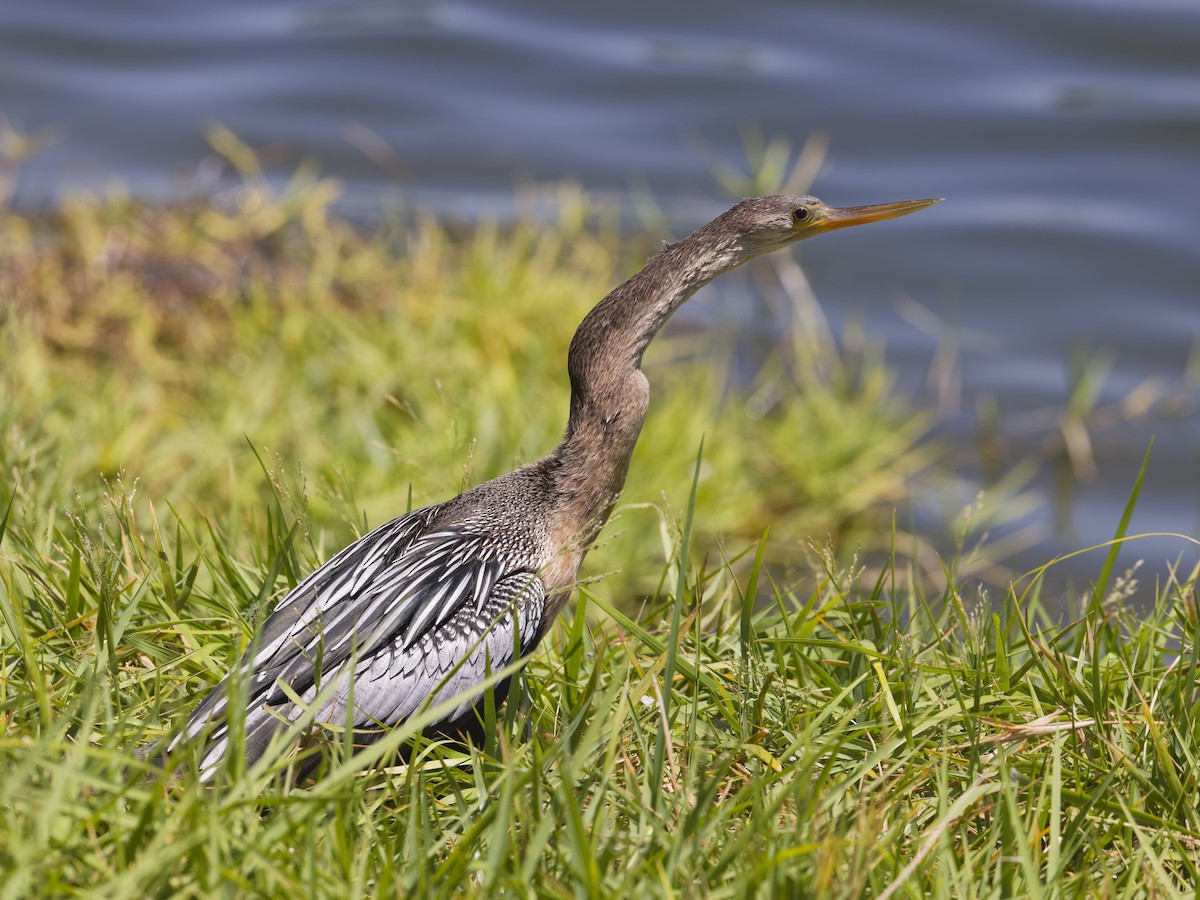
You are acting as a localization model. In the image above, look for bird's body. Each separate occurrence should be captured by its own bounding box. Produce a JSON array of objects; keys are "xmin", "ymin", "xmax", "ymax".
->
[{"xmin": 169, "ymin": 194, "xmax": 938, "ymax": 775}]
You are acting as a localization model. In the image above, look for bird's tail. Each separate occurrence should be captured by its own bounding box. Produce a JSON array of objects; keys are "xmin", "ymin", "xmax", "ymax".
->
[{"xmin": 138, "ymin": 675, "xmax": 291, "ymax": 781}]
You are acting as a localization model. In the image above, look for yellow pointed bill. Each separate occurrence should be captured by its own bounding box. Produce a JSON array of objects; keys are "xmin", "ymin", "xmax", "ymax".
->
[{"xmin": 815, "ymin": 197, "xmax": 941, "ymax": 233}]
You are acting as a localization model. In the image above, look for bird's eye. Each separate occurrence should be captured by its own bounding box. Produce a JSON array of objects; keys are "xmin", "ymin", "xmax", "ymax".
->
[{"xmin": 792, "ymin": 207, "xmax": 810, "ymax": 223}]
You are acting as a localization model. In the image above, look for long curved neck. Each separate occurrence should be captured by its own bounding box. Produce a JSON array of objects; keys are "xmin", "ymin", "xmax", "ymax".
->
[{"xmin": 546, "ymin": 220, "xmax": 750, "ymax": 545}]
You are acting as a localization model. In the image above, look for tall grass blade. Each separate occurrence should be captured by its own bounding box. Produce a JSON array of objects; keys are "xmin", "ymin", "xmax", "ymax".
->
[
  {"xmin": 1090, "ymin": 439, "xmax": 1152, "ymax": 612},
  {"xmin": 651, "ymin": 438, "xmax": 703, "ymax": 812}
]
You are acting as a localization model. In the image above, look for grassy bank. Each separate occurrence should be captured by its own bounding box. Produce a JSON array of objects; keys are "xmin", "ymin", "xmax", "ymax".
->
[
  {"xmin": 1, "ymin": 177, "xmax": 1198, "ymax": 896},
  {"xmin": 0, "ymin": 171, "xmax": 934, "ymax": 594}
]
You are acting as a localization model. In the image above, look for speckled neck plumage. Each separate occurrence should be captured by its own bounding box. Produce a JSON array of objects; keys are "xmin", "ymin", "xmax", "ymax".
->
[{"xmin": 546, "ymin": 216, "xmax": 750, "ymax": 550}]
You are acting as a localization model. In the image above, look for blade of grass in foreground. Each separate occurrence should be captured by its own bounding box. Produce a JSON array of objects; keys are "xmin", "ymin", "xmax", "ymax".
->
[
  {"xmin": 1089, "ymin": 439, "xmax": 1152, "ymax": 613},
  {"xmin": 1087, "ymin": 440, "xmax": 1151, "ymax": 721},
  {"xmin": 0, "ymin": 491, "xmax": 13, "ymax": 549},
  {"xmin": 651, "ymin": 438, "xmax": 702, "ymax": 813}
]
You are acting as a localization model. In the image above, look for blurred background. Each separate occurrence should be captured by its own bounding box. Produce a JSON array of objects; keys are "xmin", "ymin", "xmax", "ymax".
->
[{"xmin": 3, "ymin": 0, "xmax": 1198, "ymax": 592}]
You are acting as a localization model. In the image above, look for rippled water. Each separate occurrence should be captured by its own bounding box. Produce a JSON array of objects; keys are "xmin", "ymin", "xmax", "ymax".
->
[{"xmin": 4, "ymin": 0, "xmax": 1198, "ymax": 593}]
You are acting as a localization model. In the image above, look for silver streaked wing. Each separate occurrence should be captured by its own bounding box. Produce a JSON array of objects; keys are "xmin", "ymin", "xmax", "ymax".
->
[
  {"xmin": 177, "ymin": 507, "xmax": 547, "ymax": 756},
  {"xmin": 319, "ymin": 571, "xmax": 546, "ymax": 729}
]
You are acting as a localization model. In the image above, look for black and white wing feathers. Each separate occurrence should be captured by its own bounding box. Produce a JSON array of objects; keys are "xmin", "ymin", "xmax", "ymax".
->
[{"xmin": 172, "ymin": 506, "xmax": 547, "ymax": 771}]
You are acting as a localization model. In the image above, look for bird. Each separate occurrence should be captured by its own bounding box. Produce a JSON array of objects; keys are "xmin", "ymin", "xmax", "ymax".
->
[{"xmin": 164, "ymin": 193, "xmax": 939, "ymax": 778}]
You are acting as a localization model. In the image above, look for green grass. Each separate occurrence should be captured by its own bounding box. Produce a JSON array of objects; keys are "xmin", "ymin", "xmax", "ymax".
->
[
  {"xmin": 2, "ymin": 174, "xmax": 1199, "ymax": 896},
  {"xmin": 0, "ymin": 165, "xmax": 934, "ymax": 594}
]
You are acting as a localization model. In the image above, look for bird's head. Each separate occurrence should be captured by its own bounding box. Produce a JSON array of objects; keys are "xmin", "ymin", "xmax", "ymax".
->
[{"xmin": 713, "ymin": 194, "xmax": 941, "ymax": 260}]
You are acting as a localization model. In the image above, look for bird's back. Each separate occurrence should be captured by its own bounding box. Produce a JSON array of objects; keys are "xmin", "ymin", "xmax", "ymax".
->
[{"xmin": 172, "ymin": 461, "xmax": 572, "ymax": 775}]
